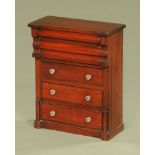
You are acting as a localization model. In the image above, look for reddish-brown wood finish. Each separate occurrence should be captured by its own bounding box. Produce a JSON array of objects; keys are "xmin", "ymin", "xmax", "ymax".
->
[
  {"xmin": 107, "ymin": 31, "xmax": 123, "ymax": 130},
  {"xmin": 28, "ymin": 16, "xmax": 126, "ymax": 141},
  {"xmin": 40, "ymin": 103, "xmax": 102, "ymax": 129},
  {"xmin": 31, "ymin": 29, "xmax": 104, "ymax": 44},
  {"xmin": 33, "ymin": 49, "xmax": 108, "ymax": 66},
  {"xmin": 35, "ymin": 59, "xmax": 41, "ymax": 123},
  {"xmin": 28, "ymin": 16, "xmax": 125, "ymax": 37},
  {"xmin": 41, "ymin": 82, "xmax": 103, "ymax": 107},
  {"xmin": 33, "ymin": 37, "xmax": 107, "ymax": 57},
  {"xmin": 41, "ymin": 60, "xmax": 103, "ymax": 86},
  {"xmin": 39, "ymin": 121, "xmax": 101, "ymax": 138}
]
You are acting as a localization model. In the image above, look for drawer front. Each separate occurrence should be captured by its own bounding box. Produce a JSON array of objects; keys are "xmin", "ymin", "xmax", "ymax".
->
[
  {"xmin": 32, "ymin": 29, "xmax": 105, "ymax": 44},
  {"xmin": 37, "ymin": 49, "xmax": 108, "ymax": 66},
  {"xmin": 42, "ymin": 82, "xmax": 102, "ymax": 107},
  {"xmin": 33, "ymin": 38, "xmax": 107, "ymax": 57},
  {"xmin": 41, "ymin": 61, "xmax": 103, "ymax": 86},
  {"xmin": 40, "ymin": 103, "xmax": 102, "ymax": 129}
]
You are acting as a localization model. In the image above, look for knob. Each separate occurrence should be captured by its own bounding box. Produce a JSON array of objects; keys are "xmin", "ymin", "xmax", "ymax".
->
[
  {"xmin": 49, "ymin": 89, "xmax": 56, "ymax": 95},
  {"xmin": 85, "ymin": 95, "xmax": 91, "ymax": 102},
  {"xmin": 49, "ymin": 68, "xmax": 55, "ymax": 75},
  {"xmin": 85, "ymin": 74, "xmax": 92, "ymax": 80},
  {"xmin": 85, "ymin": 117, "xmax": 92, "ymax": 123},
  {"xmin": 50, "ymin": 111, "xmax": 56, "ymax": 117}
]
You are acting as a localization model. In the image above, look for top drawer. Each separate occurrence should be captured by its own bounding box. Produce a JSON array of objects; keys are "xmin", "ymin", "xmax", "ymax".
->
[
  {"xmin": 31, "ymin": 29, "xmax": 106, "ymax": 45},
  {"xmin": 41, "ymin": 60, "xmax": 103, "ymax": 86}
]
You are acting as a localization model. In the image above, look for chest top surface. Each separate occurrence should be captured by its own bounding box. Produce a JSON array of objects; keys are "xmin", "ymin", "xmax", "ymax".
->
[{"xmin": 28, "ymin": 16, "xmax": 126, "ymax": 37}]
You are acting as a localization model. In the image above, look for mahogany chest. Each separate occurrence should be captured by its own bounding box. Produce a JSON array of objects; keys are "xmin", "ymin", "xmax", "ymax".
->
[{"xmin": 28, "ymin": 16, "xmax": 126, "ymax": 140}]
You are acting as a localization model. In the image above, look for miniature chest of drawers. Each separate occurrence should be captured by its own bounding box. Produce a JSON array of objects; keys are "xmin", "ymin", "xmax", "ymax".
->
[{"xmin": 28, "ymin": 16, "xmax": 126, "ymax": 140}]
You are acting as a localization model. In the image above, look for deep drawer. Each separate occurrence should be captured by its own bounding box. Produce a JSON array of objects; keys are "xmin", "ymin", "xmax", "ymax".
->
[
  {"xmin": 40, "ymin": 103, "xmax": 102, "ymax": 129},
  {"xmin": 31, "ymin": 29, "xmax": 106, "ymax": 45},
  {"xmin": 41, "ymin": 60, "xmax": 103, "ymax": 86},
  {"xmin": 33, "ymin": 37, "xmax": 107, "ymax": 57},
  {"xmin": 41, "ymin": 82, "xmax": 102, "ymax": 108}
]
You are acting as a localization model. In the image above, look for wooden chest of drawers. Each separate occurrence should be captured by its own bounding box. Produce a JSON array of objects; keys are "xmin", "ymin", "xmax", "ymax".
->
[{"xmin": 28, "ymin": 16, "xmax": 126, "ymax": 140}]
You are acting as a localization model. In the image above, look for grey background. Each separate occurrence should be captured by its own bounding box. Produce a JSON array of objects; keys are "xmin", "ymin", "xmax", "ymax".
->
[{"xmin": 16, "ymin": 0, "xmax": 140, "ymax": 154}]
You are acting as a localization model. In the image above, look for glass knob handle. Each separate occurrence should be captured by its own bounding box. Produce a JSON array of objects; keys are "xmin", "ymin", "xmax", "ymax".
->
[
  {"xmin": 50, "ymin": 111, "xmax": 56, "ymax": 117},
  {"xmin": 85, "ymin": 74, "xmax": 92, "ymax": 80},
  {"xmin": 85, "ymin": 96, "xmax": 91, "ymax": 102},
  {"xmin": 49, "ymin": 68, "xmax": 55, "ymax": 75},
  {"xmin": 85, "ymin": 116, "xmax": 92, "ymax": 123},
  {"xmin": 49, "ymin": 89, "xmax": 56, "ymax": 95}
]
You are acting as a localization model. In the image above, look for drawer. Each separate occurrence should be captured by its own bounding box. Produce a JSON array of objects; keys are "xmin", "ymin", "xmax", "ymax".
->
[
  {"xmin": 42, "ymin": 82, "xmax": 102, "ymax": 108},
  {"xmin": 41, "ymin": 60, "xmax": 103, "ymax": 86},
  {"xmin": 36, "ymin": 49, "xmax": 108, "ymax": 66},
  {"xmin": 31, "ymin": 29, "xmax": 106, "ymax": 45},
  {"xmin": 40, "ymin": 103, "xmax": 102, "ymax": 129},
  {"xmin": 33, "ymin": 37, "xmax": 107, "ymax": 57}
]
